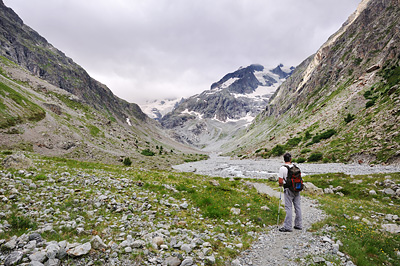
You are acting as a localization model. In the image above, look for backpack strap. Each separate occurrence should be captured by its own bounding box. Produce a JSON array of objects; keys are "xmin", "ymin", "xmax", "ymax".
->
[{"xmin": 282, "ymin": 165, "xmax": 291, "ymax": 189}]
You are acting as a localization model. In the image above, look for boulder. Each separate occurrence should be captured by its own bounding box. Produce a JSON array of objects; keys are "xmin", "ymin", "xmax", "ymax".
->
[
  {"xmin": 67, "ymin": 242, "xmax": 91, "ymax": 257},
  {"xmin": 91, "ymin": 236, "xmax": 107, "ymax": 250},
  {"xmin": 4, "ymin": 251, "xmax": 23, "ymax": 266},
  {"xmin": 181, "ymin": 257, "xmax": 194, "ymax": 266},
  {"xmin": 303, "ymin": 182, "xmax": 324, "ymax": 195},
  {"xmin": 2, "ymin": 153, "xmax": 34, "ymax": 169},
  {"xmin": 382, "ymin": 224, "xmax": 400, "ymax": 234},
  {"xmin": 164, "ymin": 256, "xmax": 181, "ymax": 266},
  {"xmin": 29, "ymin": 251, "xmax": 47, "ymax": 263}
]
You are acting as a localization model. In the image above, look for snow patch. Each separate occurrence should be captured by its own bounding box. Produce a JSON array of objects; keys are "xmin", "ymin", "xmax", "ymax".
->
[
  {"xmin": 126, "ymin": 118, "xmax": 132, "ymax": 126},
  {"xmin": 182, "ymin": 109, "xmax": 204, "ymax": 119},
  {"xmin": 140, "ymin": 98, "xmax": 180, "ymax": 119},
  {"xmin": 220, "ymin": 77, "xmax": 240, "ymax": 89}
]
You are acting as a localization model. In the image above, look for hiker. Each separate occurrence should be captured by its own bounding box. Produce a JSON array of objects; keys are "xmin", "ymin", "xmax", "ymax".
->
[{"xmin": 278, "ymin": 152, "xmax": 302, "ymax": 232}]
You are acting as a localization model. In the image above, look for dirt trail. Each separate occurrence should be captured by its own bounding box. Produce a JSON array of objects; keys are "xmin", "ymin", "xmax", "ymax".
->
[{"xmin": 235, "ymin": 183, "xmax": 327, "ymax": 265}]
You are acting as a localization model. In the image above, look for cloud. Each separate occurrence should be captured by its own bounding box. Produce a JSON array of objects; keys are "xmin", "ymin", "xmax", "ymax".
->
[{"xmin": 4, "ymin": 0, "xmax": 360, "ymax": 104}]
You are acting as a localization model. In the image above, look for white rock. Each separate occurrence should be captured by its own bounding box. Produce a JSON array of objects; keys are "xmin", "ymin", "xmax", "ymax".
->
[
  {"xmin": 230, "ymin": 208, "xmax": 241, "ymax": 215},
  {"xmin": 131, "ymin": 240, "xmax": 145, "ymax": 248},
  {"xmin": 369, "ymin": 190, "xmax": 377, "ymax": 195},
  {"xmin": 303, "ymin": 182, "xmax": 324, "ymax": 195},
  {"xmin": 362, "ymin": 218, "xmax": 372, "ymax": 225},
  {"xmin": 91, "ymin": 236, "xmax": 107, "ymax": 250},
  {"xmin": 332, "ymin": 243, "xmax": 340, "ymax": 254},
  {"xmin": 29, "ymin": 251, "xmax": 47, "ymax": 263},
  {"xmin": 260, "ymin": 206, "xmax": 270, "ymax": 211},
  {"xmin": 181, "ymin": 257, "xmax": 194, "ymax": 266},
  {"xmin": 383, "ymin": 188, "xmax": 395, "ymax": 195},
  {"xmin": 231, "ymin": 259, "xmax": 242, "ymax": 266},
  {"xmin": 181, "ymin": 243, "xmax": 192, "ymax": 253},
  {"xmin": 205, "ymin": 255, "xmax": 216, "ymax": 264},
  {"xmin": 322, "ymin": 236, "xmax": 332, "ymax": 243},
  {"xmin": 382, "ymin": 224, "xmax": 400, "ymax": 234},
  {"xmin": 180, "ymin": 202, "xmax": 189, "ymax": 209},
  {"xmin": 67, "ymin": 242, "xmax": 91, "ymax": 257},
  {"xmin": 4, "ymin": 251, "xmax": 23, "ymax": 266}
]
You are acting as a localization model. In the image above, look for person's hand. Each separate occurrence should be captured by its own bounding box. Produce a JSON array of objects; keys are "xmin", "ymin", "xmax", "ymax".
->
[{"xmin": 279, "ymin": 177, "xmax": 283, "ymax": 187}]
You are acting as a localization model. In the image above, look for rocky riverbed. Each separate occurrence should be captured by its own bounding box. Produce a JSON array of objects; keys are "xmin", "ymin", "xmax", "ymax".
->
[{"xmin": 173, "ymin": 155, "xmax": 400, "ymax": 179}]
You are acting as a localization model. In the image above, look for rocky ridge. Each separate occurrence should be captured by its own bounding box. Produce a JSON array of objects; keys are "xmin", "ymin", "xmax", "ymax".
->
[
  {"xmin": 0, "ymin": 1, "xmax": 145, "ymax": 123},
  {"xmin": 226, "ymin": 0, "xmax": 400, "ymax": 164}
]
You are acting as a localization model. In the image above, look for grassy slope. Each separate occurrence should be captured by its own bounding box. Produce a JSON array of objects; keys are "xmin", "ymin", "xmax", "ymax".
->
[
  {"xmin": 227, "ymin": 61, "xmax": 400, "ymax": 165},
  {"xmin": 305, "ymin": 172, "xmax": 400, "ymax": 266}
]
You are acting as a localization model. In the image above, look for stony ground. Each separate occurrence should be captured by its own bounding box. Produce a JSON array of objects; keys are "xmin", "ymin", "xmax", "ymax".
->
[
  {"xmin": 174, "ymin": 156, "xmax": 400, "ymax": 265},
  {"xmin": 233, "ymin": 183, "xmax": 354, "ymax": 266}
]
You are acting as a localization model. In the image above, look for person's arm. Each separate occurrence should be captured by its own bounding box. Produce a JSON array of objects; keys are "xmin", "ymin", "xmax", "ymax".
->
[{"xmin": 278, "ymin": 166, "xmax": 287, "ymax": 187}]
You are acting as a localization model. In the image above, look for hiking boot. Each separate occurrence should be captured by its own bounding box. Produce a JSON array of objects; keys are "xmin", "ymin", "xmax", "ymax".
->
[
  {"xmin": 279, "ymin": 227, "xmax": 292, "ymax": 232},
  {"xmin": 294, "ymin": 226, "xmax": 302, "ymax": 230}
]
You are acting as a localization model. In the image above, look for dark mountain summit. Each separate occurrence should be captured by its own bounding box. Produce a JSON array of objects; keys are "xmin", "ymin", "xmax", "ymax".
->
[{"xmin": 160, "ymin": 64, "xmax": 293, "ymax": 149}]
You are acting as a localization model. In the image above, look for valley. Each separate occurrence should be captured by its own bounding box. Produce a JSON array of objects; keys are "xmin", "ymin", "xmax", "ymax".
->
[{"xmin": 0, "ymin": 0, "xmax": 399, "ymax": 265}]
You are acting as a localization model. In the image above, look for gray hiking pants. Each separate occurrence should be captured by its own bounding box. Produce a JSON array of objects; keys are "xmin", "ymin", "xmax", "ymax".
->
[{"xmin": 283, "ymin": 188, "xmax": 302, "ymax": 230}]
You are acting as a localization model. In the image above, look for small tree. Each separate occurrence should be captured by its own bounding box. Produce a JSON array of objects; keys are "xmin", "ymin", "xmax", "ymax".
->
[
  {"xmin": 123, "ymin": 157, "xmax": 132, "ymax": 166},
  {"xmin": 344, "ymin": 113, "xmax": 355, "ymax": 123}
]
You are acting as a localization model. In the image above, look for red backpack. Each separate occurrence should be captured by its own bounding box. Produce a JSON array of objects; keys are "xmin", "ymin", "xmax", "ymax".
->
[{"xmin": 283, "ymin": 164, "xmax": 303, "ymax": 192}]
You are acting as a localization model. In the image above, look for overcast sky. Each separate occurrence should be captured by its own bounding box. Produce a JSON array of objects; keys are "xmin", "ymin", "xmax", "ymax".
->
[{"xmin": 4, "ymin": 0, "xmax": 360, "ymax": 104}]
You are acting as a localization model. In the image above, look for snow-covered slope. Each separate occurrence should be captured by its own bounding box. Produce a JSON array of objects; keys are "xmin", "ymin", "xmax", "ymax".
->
[
  {"xmin": 159, "ymin": 64, "xmax": 294, "ymax": 151},
  {"xmin": 140, "ymin": 98, "xmax": 181, "ymax": 121}
]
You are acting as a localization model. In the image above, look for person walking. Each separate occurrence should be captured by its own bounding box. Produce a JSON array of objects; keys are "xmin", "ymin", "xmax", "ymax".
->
[{"xmin": 278, "ymin": 153, "xmax": 302, "ymax": 232}]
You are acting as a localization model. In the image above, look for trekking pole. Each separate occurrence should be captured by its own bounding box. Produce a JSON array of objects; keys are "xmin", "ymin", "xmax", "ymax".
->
[{"xmin": 277, "ymin": 186, "xmax": 282, "ymax": 227}]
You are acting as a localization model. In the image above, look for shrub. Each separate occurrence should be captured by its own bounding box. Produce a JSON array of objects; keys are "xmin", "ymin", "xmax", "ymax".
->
[
  {"xmin": 308, "ymin": 129, "xmax": 337, "ymax": 145},
  {"xmin": 308, "ymin": 152, "xmax": 323, "ymax": 162},
  {"xmin": 304, "ymin": 131, "xmax": 312, "ymax": 140},
  {"xmin": 286, "ymin": 137, "xmax": 302, "ymax": 148},
  {"xmin": 141, "ymin": 149, "xmax": 155, "ymax": 156},
  {"xmin": 123, "ymin": 157, "xmax": 132, "ymax": 166},
  {"xmin": 301, "ymin": 148, "xmax": 311, "ymax": 154},
  {"xmin": 344, "ymin": 113, "xmax": 355, "ymax": 123},
  {"xmin": 297, "ymin": 157, "xmax": 306, "ymax": 163},
  {"xmin": 366, "ymin": 99, "xmax": 376, "ymax": 108},
  {"xmin": 270, "ymin": 144, "xmax": 285, "ymax": 156}
]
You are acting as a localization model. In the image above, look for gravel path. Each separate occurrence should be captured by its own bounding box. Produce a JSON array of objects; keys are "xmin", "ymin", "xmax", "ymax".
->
[
  {"xmin": 172, "ymin": 156, "xmax": 400, "ymax": 265},
  {"xmin": 234, "ymin": 183, "xmax": 329, "ymax": 266}
]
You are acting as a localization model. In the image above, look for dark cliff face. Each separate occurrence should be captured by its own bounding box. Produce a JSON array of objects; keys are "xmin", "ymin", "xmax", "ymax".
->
[
  {"xmin": 211, "ymin": 64, "xmax": 265, "ymax": 94},
  {"xmin": 0, "ymin": 2, "xmax": 146, "ymax": 122}
]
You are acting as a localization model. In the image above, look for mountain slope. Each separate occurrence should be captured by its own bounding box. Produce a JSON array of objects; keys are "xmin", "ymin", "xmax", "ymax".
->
[
  {"xmin": 160, "ymin": 64, "xmax": 293, "ymax": 151},
  {"xmin": 227, "ymin": 0, "xmax": 400, "ymax": 164},
  {"xmin": 0, "ymin": 1, "xmax": 145, "ymax": 123},
  {"xmin": 0, "ymin": 1, "xmax": 203, "ymax": 167}
]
